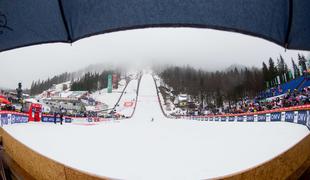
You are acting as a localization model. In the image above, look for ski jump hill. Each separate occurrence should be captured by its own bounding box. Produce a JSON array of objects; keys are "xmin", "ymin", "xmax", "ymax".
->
[{"xmin": 0, "ymin": 74, "xmax": 310, "ymax": 179}]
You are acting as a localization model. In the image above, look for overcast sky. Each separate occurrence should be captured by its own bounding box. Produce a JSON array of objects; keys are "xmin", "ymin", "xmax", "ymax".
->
[{"xmin": 0, "ymin": 28, "xmax": 309, "ymax": 89}]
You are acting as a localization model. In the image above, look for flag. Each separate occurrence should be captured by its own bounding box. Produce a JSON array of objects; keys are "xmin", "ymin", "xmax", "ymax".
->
[
  {"xmin": 288, "ymin": 70, "xmax": 293, "ymax": 80},
  {"xmin": 277, "ymin": 76, "xmax": 281, "ymax": 85},
  {"xmin": 283, "ymin": 73, "xmax": 287, "ymax": 82}
]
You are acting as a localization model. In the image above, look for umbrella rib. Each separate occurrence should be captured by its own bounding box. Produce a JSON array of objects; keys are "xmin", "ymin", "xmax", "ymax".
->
[
  {"xmin": 284, "ymin": 0, "xmax": 293, "ymax": 49},
  {"xmin": 57, "ymin": 0, "xmax": 72, "ymax": 43}
]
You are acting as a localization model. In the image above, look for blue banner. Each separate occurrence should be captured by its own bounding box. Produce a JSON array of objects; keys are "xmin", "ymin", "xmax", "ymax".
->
[
  {"xmin": 257, "ymin": 114, "xmax": 266, "ymax": 122},
  {"xmin": 285, "ymin": 111, "xmax": 295, "ymax": 123},
  {"xmin": 306, "ymin": 111, "xmax": 310, "ymax": 130},
  {"xmin": 270, "ymin": 112, "xmax": 281, "ymax": 122},
  {"xmin": 10, "ymin": 114, "xmax": 28, "ymax": 124},
  {"xmin": 228, "ymin": 116, "xmax": 235, "ymax": 122},
  {"xmin": 65, "ymin": 118, "xmax": 72, "ymax": 123},
  {"xmin": 221, "ymin": 117, "xmax": 226, "ymax": 122},
  {"xmin": 237, "ymin": 116, "xmax": 244, "ymax": 122},
  {"xmin": 246, "ymin": 116, "xmax": 254, "ymax": 122},
  {"xmin": 210, "ymin": 117, "xmax": 214, "ymax": 121},
  {"xmin": 297, "ymin": 111, "xmax": 307, "ymax": 125},
  {"xmin": 0, "ymin": 114, "xmax": 8, "ymax": 125},
  {"xmin": 215, "ymin": 117, "xmax": 219, "ymax": 121},
  {"xmin": 0, "ymin": 113, "xmax": 28, "ymax": 125},
  {"xmin": 42, "ymin": 116, "xmax": 61, "ymax": 123}
]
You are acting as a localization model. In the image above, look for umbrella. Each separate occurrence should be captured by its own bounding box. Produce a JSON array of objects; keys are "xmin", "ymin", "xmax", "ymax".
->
[
  {"xmin": 0, "ymin": 96, "xmax": 11, "ymax": 105},
  {"xmin": 0, "ymin": 0, "xmax": 309, "ymax": 52}
]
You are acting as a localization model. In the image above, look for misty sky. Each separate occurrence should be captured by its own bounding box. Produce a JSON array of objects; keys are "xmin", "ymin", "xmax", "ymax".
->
[{"xmin": 0, "ymin": 28, "xmax": 309, "ymax": 89}]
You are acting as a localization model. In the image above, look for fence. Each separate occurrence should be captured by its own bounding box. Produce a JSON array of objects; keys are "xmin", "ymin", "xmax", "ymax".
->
[{"xmin": 174, "ymin": 104, "xmax": 310, "ymax": 130}]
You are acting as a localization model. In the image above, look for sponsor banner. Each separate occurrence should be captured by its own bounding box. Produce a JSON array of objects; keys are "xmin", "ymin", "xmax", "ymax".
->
[
  {"xmin": 284, "ymin": 111, "xmax": 295, "ymax": 123},
  {"xmin": 0, "ymin": 113, "xmax": 8, "ymax": 125},
  {"xmin": 210, "ymin": 117, "xmax": 214, "ymax": 121},
  {"xmin": 266, "ymin": 114, "xmax": 271, "ymax": 122},
  {"xmin": 297, "ymin": 111, "xmax": 307, "ymax": 125},
  {"xmin": 270, "ymin": 112, "xmax": 281, "ymax": 122},
  {"xmin": 228, "ymin": 116, "xmax": 235, "ymax": 122},
  {"xmin": 307, "ymin": 111, "xmax": 310, "ymax": 130},
  {"xmin": 221, "ymin": 117, "xmax": 226, "ymax": 122},
  {"xmin": 237, "ymin": 116, "xmax": 244, "ymax": 122},
  {"xmin": 0, "ymin": 113, "xmax": 28, "ymax": 125},
  {"xmin": 281, "ymin": 112, "xmax": 286, "ymax": 121},
  {"xmin": 246, "ymin": 116, "xmax": 254, "ymax": 122},
  {"xmin": 42, "ymin": 116, "xmax": 61, "ymax": 123},
  {"xmin": 215, "ymin": 117, "xmax": 219, "ymax": 121},
  {"xmin": 107, "ymin": 74, "xmax": 112, "ymax": 93},
  {"xmin": 124, "ymin": 101, "xmax": 135, "ymax": 107},
  {"xmin": 65, "ymin": 118, "xmax": 72, "ymax": 123},
  {"xmin": 10, "ymin": 114, "xmax": 28, "ymax": 124}
]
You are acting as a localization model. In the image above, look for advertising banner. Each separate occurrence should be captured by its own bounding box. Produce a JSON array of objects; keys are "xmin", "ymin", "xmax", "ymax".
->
[
  {"xmin": 215, "ymin": 117, "xmax": 219, "ymax": 121},
  {"xmin": 306, "ymin": 111, "xmax": 310, "ymax": 130},
  {"xmin": 42, "ymin": 116, "xmax": 72, "ymax": 123},
  {"xmin": 228, "ymin": 116, "xmax": 235, "ymax": 122},
  {"xmin": 0, "ymin": 112, "xmax": 28, "ymax": 125},
  {"xmin": 297, "ymin": 111, "xmax": 307, "ymax": 125},
  {"xmin": 237, "ymin": 116, "xmax": 244, "ymax": 122},
  {"xmin": 107, "ymin": 74, "xmax": 112, "ymax": 93},
  {"xmin": 246, "ymin": 116, "xmax": 254, "ymax": 122},
  {"xmin": 10, "ymin": 114, "xmax": 28, "ymax": 124},
  {"xmin": 65, "ymin": 118, "xmax": 72, "ymax": 123},
  {"xmin": 270, "ymin": 112, "xmax": 281, "ymax": 121},
  {"xmin": 221, "ymin": 117, "xmax": 226, "ymax": 122},
  {"xmin": 42, "ymin": 116, "xmax": 60, "ymax": 123},
  {"xmin": 284, "ymin": 111, "xmax": 295, "ymax": 123},
  {"xmin": 124, "ymin": 101, "xmax": 134, "ymax": 107}
]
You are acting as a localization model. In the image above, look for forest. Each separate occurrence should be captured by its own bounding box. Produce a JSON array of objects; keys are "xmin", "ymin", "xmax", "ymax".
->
[{"xmin": 158, "ymin": 54, "xmax": 308, "ymax": 107}]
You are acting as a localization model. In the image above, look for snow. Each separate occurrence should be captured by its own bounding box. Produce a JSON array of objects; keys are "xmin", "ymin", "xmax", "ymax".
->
[
  {"xmin": 3, "ymin": 74, "xmax": 310, "ymax": 179},
  {"xmin": 114, "ymin": 79, "xmax": 138, "ymax": 117},
  {"xmin": 91, "ymin": 79, "xmax": 127, "ymax": 108}
]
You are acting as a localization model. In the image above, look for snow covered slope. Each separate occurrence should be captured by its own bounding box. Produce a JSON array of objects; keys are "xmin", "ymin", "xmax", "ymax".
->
[
  {"xmin": 114, "ymin": 79, "xmax": 138, "ymax": 117},
  {"xmin": 133, "ymin": 74, "xmax": 165, "ymax": 121},
  {"xmin": 3, "ymin": 73, "xmax": 310, "ymax": 180}
]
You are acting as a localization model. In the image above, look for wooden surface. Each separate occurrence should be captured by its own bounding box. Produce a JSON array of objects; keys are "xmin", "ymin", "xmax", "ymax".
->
[
  {"xmin": 220, "ymin": 133, "xmax": 310, "ymax": 180},
  {"xmin": 0, "ymin": 127, "xmax": 309, "ymax": 180},
  {"xmin": 0, "ymin": 128, "xmax": 109, "ymax": 180}
]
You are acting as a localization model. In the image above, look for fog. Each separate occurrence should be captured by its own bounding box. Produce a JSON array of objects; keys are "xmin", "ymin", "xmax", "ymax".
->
[{"xmin": 0, "ymin": 28, "xmax": 308, "ymax": 89}]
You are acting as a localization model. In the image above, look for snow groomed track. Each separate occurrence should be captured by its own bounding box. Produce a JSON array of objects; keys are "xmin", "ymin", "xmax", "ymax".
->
[{"xmin": 0, "ymin": 74, "xmax": 310, "ymax": 179}]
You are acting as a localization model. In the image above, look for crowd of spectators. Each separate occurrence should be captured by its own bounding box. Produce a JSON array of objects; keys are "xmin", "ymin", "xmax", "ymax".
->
[{"xmin": 222, "ymin": 87, "xmax": 310, "ymax": 114}]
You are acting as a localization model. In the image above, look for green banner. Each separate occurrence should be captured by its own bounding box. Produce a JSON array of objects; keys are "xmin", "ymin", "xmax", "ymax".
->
[{"xmin": 107, "ymin": 74, "xmax": 112, "ymax": 93}]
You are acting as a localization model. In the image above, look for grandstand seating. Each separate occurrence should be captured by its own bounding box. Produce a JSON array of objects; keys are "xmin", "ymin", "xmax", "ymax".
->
[{"xmin": 260, "ymin": 75, "xmax": 309, "ymax": 99}]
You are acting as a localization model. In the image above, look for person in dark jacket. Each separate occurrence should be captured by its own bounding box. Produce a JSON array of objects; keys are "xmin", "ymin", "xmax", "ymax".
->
[
  {"xmin": 53, "ymin": 111, "xmax": 57, "ymax": 124},
  {"xmin": 60, "ymin": 112, "xmax": 63, "ymax": 125}
]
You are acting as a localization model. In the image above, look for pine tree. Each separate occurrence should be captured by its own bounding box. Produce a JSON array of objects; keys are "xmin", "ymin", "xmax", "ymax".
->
[
  {"xmin": 268, "ymin": 58, "xmax": 278, "ymax": 85},
  {"xmin": 292, "ymin": 58, "xmax": 300, "ymax": 78},
  {"xmin": 298, "ymin": 53, "xmax": 307, "ymax": 74},
  {"xmin": 262, "ymin": 62, "xmax": 269, "ymax": 87}
]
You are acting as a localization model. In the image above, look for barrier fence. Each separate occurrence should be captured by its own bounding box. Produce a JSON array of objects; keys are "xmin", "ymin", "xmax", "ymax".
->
[
  {"xmin": 0, "ymin": 111, "xmax": 28, "ymax": 126},
  {"xmin": 0, "ymin": 111, "xmax": 118, "ymax": 126},
  {"xmin": 174, "ymin": 104, "xmax": 310, "ymax": 130},
  {"xmin": 1, "ymin": 104, "xmax": 310, "ymax": 130}
]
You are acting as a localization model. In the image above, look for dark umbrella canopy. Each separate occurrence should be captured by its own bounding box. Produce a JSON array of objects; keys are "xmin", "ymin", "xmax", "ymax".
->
[{"xmin": 0, "ymin": 0, "xmax": 309, "ymax": 52}]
